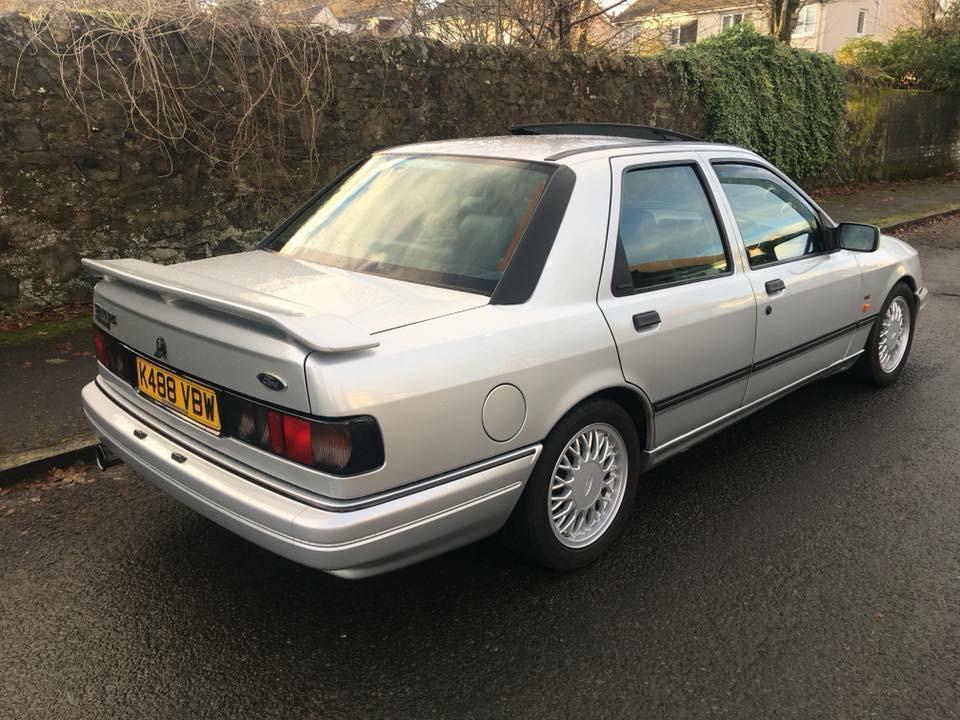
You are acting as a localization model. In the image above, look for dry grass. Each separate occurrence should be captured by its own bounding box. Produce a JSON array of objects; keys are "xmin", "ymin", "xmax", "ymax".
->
[{"xmin": 4, "ymin": 1, "xmax": 339, "ymax": 201}]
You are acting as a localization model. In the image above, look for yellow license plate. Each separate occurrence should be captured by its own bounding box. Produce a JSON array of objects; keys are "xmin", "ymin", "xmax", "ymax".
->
[{"xmin": 136, "ymin": 357, "xmax": 221, "ymax": 431}]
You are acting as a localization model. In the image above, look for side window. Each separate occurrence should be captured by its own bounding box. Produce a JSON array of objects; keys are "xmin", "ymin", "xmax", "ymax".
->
[
  {"xmin": 618, "ymin": 165, "xmax": 730, "ymax": 292},
  {"xmin": 714, "ymin": 164, "xmax": 824, "ymax": 268}
]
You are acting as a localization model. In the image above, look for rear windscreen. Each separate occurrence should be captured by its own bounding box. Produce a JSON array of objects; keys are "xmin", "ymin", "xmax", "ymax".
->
[{"xmin": 271, "ymin": 154, "xmax": 555, "ymax": 294}]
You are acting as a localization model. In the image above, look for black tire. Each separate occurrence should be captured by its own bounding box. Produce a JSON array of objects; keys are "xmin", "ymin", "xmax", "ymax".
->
[
  {"xmin": 502, "ymin": 399, "xmax": 641, "ymax": 571},
  {"xmin": 854, "ymin": 281, "xmax": 916, "ymax": 387}
]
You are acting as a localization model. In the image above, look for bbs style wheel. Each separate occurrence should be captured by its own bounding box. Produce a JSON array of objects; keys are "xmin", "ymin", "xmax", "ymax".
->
[
  {"xmin": 503, "ymin": 399, "xmax": 640, "ymax": 571},
  {"xmin": 855, "ymin": 281, "xmax": 916, "ymax": 387}
]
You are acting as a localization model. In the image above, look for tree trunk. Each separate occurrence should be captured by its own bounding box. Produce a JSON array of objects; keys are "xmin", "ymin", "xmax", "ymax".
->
[
  {"xmin": 769, "ymin": 0, "xmax": 800, "ymax": 44},
  {"xmin": 919, "ymin": 0, "xmax": 939, "ymax": 32},
  {"xmin": 553, "ymin": 0, "xmax": 572, "ymax": 49}
]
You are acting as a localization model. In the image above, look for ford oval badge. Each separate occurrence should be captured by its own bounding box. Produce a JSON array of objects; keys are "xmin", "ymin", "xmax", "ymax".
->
[{"xmin": 257, "ymin": 372, "xmax": 287, "ymax": 392}]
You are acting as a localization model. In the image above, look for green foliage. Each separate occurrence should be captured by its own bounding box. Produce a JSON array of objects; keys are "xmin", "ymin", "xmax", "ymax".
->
[
  {"xmin": 839, "ymin": 22, "xmax": 960, "ymax": 93},
  {"xmin": 662, "ymin": 25, "xmax": 847, "ymax": 179}
]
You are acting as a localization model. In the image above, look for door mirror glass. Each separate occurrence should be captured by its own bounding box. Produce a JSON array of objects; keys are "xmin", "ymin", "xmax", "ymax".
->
[{"xmin": 837, "ymin": 223, "xmax": 880, "ymax": 252}]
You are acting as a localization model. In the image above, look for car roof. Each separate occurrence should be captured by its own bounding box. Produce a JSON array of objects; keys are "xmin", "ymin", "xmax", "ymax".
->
[{"xmin": 381, "ymin": 134, "xmax": 749, "ymax": 164}]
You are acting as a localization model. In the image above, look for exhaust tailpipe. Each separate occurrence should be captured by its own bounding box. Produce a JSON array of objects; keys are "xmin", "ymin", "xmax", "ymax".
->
[{"xmin": 95, "ymin": 444, "xmax": 122, "ymax": 471}]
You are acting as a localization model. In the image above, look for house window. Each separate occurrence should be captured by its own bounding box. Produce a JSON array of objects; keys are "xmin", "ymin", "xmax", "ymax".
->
[
  {"xmin": 670, "ymin": 19, "xmax": 698, "ymax": 45},
  {"xmin": 793, "ymin": 4, "xmax": 817, "ymax": 36},
  {"xmin": 721, "ymin": 13, "xmax": 744, "ymax": 30},
  {"xmin": 857, "ymin": 8, "xmax": 868, "ymax": 34}
]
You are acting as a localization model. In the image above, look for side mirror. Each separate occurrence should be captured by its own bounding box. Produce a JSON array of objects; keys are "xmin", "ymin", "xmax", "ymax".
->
[{"xmin": 837, "ymin": 222, "xmax": 880, "ymax": 252}]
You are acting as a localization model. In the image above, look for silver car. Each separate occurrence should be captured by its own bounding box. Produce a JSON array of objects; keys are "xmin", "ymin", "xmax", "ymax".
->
[{"xmin": 81, "ymin": 125, "xmax": 926, "ymax": 578}]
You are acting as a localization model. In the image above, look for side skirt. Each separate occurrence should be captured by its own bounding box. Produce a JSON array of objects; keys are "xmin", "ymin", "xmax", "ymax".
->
[{"xmin": 639, "ymin": 351, "xmax": 862, "ymax": 471}]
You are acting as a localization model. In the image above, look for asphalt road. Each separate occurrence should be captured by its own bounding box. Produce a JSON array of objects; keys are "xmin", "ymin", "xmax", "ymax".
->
[
  {"xmin": 3, "ymin": 224, "xmax": 960, "ymax": 719},
  {"xmin": 0, "ymin": 326, "xmax": 96, "ymax": 456}
]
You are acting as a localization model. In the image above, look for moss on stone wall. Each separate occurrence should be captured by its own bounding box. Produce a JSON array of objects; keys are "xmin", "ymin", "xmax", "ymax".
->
[{"xmin": 818, "ymin": 86, "xmax": 960, "ymax": 186}]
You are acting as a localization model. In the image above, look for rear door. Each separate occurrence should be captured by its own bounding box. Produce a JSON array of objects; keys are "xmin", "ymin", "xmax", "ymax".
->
[
  {"xmin": 707, "ymin": 160, "xmax": 863, "ymax": 404},
  {"xmin": 597, "ymin": 153, "xmax": 757, "ymax": 447}
]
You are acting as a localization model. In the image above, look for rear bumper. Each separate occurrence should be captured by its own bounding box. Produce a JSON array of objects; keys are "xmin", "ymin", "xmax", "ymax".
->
[{"xmin": 82, "ymin": 381, "xmax": 539, "ymax": 578}]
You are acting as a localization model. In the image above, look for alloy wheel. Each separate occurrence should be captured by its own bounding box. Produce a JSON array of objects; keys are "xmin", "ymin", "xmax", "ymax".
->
[
  {"xmin": 547, "ymin": 423, "xmax": 629, "ymax": 549},
  {"xmin": 878, "ymin": 295, "xmax": 912, "ymax": 373}
]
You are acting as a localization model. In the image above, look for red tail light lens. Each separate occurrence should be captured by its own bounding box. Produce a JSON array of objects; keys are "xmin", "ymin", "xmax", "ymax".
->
[
  {"xmin": 267, "ymin": 411, "xmax": 285, "ymax": 455},
  {"xmin": 282, "ymin": 415, "xmax": 314, "ymax": 465},
  {"xmin": 93, "ymin": 327, "xmax": 108, "ymax": 365},
  {"xmin": 93, "ymin": 326, "xmax": 137, "ymax": 385}
]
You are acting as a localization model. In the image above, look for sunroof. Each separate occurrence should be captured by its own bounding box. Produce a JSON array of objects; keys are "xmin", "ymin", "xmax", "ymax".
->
[{"xmin": 511, "ymin": 123, "xmax": 701, "ymax": 142}]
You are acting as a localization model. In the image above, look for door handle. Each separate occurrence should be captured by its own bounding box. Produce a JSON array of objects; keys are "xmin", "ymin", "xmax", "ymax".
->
[
  {"xmin": 765, "ymin": 278, "xmax": 785, "ymax": 295},
  {"xmin": 632, "ymin": 311, "xmax": 661, "ymax": 331}
]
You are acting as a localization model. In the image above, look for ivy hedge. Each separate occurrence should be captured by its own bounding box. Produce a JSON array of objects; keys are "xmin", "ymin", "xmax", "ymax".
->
[{"xmin": 662, "ymin": 26, "xmax": 847, "ymax": 179}]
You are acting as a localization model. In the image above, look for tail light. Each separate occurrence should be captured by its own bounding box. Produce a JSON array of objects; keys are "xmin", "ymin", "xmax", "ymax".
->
[
  {"xmin": 93, "ymin": 326, "xmax": 137, "ymax": 384},
  {"xmin": 93, "ymin": 327, "xmax": 108, "ymax": 364},
  {"xmin": 222, "ymin": 392, "xmax": 383, "ymax": 476}
]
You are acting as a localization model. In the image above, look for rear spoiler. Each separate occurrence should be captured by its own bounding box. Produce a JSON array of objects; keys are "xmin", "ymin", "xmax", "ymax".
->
[{"xmin": 82, "ymin": 258, "xmax": 379, "ymax": 353}]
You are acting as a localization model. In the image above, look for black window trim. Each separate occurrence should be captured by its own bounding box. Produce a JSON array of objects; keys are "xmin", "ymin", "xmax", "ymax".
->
[
  {"xmin": 610, "ymin": 160, "xmax": 735, "ymax": 298},
  {"xmin": 491, "ymin": 164, "xmax": 577, "ymax": 304},
  {"xmin": 710, "ymin": 158, "xmax": 838, "ymax": 271}
]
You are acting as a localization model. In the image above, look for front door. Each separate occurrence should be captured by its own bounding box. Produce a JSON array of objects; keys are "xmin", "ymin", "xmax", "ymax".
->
[
  {"xmin": 709, "ymin": 162, "xmax": 863, "ymax": 404},
  {"xmin": 597, "ymin": 154, "xmax": 757, "ymax": 448}
]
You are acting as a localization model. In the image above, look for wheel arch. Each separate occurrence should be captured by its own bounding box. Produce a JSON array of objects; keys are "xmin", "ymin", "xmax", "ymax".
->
[
  {"xmin": 568, "ymin": 384, "xmax": 655, "ymax": 452},
  {"xmin": 898, "ymin": 273, "xmax": 917, "ymax": 293}
]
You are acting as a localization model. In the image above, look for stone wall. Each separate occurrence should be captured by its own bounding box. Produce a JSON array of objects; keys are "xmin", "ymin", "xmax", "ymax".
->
[
  {"xmin": 0, "ymin": 11, "xmax": 958, "ymax": 311},
  {"xmin": 826, "ymin": 85, "xmax": 960, "ymax": 186}
]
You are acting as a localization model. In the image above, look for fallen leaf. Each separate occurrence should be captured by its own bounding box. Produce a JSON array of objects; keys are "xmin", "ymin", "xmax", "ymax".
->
[
  {"xmin": 48, "ymin": 465, "xmax": 90, "ymax": 486},
  {"xmin": 0, "ymin": 302, "xmax": 89, "ymax": 333}
]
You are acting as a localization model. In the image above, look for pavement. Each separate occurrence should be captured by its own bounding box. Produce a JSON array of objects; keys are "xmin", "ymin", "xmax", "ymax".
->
[
  {"xmin": 0, "ymin": 325, "xmax": 97, "ymax": 473},
  {"xmin": 816, "ymin": 175, "xmax": 960, "ymax": 229},
  {"xmin": 2, "ymin": 215, "xmax": 960, "ymax": 719}
]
